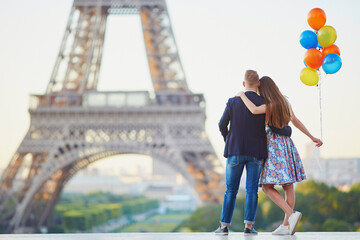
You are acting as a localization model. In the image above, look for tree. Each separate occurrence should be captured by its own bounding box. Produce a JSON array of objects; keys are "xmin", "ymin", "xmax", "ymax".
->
[
  {"xmin": 322, "ymin": 218, "xmax": 354, "ymax": 231},
  {"xmin": 182, "ymin": 203, "xmax": 222, "ymax": 232}
]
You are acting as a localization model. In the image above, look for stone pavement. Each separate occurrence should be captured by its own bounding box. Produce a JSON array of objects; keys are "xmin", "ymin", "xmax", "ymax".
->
[{"xmin": 0, "ymin": 232, "xmax": 359, "ymax": 240}]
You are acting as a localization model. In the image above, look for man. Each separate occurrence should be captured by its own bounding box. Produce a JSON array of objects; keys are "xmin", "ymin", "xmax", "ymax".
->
[{"xmin": 215, "ymin": 70, "xmax": 291, "ymax": 235}]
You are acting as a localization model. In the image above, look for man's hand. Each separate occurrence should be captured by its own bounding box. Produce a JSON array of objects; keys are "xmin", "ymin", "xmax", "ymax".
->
[
  {"xmin": 235, "ymin": 91, "xmax": 245, "ymax": 97},
  {"xmin": 312, "ymin": 137, "xmax": 323, "ymax": 147}
]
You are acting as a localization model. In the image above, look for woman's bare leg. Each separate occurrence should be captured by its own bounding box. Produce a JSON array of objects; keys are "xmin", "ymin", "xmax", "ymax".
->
[
  {"xmin": 282, "ymin": 184, "xmax": 295, "ymax": 225},
  {"xmin": 262, "ymin": 184, "xmax": 294, "ymax": 225}
]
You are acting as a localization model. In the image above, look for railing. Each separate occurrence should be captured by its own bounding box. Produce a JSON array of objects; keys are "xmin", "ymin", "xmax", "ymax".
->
[
  {"xmin": 74, "ymin": 0, "xmax": 166, "ymax": 8},
  {"xmin": 29, "ymin": 91, "xmax": 205, "ymax": 109},
  {"xmin": 83, "ymin": 91, "xmax": 151, "ymax": 107}
]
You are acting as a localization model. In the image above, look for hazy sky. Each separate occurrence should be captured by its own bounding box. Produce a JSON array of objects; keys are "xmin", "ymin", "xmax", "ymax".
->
[{"xmin": 1, "ymin": 0, "xmax": 360, "ymax": 171}]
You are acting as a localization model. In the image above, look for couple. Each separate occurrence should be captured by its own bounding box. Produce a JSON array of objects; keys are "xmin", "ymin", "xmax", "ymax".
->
[{"xmin": 215, "ymin": 70, "xmax": 323, "ymax": 235}]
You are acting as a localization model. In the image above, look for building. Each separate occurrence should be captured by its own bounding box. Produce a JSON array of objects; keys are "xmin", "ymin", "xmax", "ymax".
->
[
  {"xmin": 161, "ymin": 195, "xmax": 197, "ymax": 213},
  {"xmin": 321, "ymin": 158, "xmax": 360, "ymax": 186}
]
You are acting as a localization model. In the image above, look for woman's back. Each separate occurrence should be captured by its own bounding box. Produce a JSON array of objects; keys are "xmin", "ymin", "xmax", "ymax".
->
[{"xmin": 258, "ymin": 76, "xmax": 291, "ymax": 129}]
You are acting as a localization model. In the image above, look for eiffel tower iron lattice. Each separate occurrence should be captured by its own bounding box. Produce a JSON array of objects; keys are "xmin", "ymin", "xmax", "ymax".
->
[{"xmin": 0, "ymin": 0, "xmax": 225, "ymax": 233}]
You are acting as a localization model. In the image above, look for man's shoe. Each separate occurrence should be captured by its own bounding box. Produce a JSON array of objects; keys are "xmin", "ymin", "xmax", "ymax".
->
[
  {"xmin": 214, "ymin": 225, "xmax": 229, "ymax": 235},
  {"xmin": 272, "ymin": 224, "xmax": 291, "ymax": 235},
  {"xmin": 288, "ymin": 211, "xmax": 302, "ymax": 235},
  {"xmin": 244, "ymin": 227, "xmax": 258, "ymax": 235}
]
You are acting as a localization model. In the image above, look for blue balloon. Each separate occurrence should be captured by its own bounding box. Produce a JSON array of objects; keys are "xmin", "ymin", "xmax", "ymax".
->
[
  {"xmin": 322, "ymin": 53, "xmax": 342, "ymax": 74},
  {"xmin": 300, "ymin": 30, "xmax": 318, "ymax": 49}
]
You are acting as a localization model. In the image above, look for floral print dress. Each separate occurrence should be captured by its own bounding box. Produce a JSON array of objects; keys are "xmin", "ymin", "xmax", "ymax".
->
[{"xmin": 260, "ymin": 126, "xmax": 306, "ymax": 185}]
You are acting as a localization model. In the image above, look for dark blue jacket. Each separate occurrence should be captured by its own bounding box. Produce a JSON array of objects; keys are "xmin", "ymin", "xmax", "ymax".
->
[
  {"xmin": 219, "ymin": 92, "xmax": 292, "ymax": 159},
  {"xmin": 219, "ymin": 93, "xmax": 267, "ymax": 158}
]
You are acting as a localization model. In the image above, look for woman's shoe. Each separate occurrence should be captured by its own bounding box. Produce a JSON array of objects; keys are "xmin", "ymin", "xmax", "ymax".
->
[
  {"xmin": 272, "ymin": 224, "xmax": 291, "ymax": 235},
  {"xmin": 289, "ymin": 211, "xmax": 302, "ymax": 235}
]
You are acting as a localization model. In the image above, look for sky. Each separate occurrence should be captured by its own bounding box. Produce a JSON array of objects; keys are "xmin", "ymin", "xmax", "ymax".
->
[{"xmin": 1, "ymin": 0, "xmax": 360, "ymax": 172}]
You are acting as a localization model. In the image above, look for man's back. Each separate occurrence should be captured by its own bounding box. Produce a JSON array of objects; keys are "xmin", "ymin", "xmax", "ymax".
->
[{"xmin": 219, "ymin": 91, "xmax": 267, "ymax": 159}]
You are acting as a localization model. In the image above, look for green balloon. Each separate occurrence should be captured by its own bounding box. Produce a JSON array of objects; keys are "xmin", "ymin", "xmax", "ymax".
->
[{"xmin": 317, "ymin": 25, "xmax": 337, "ymax": 47}]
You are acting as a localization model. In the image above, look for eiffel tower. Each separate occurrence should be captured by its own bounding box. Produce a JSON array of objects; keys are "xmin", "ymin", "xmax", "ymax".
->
[{"xmin": 0, "ymin": 0, "xmax": 224, "ymax": 233}]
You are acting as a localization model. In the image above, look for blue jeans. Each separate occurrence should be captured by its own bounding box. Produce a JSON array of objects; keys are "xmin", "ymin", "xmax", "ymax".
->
[{"xmin": 220, "ymin": 155, "xmax": 264, "ymax": 226}]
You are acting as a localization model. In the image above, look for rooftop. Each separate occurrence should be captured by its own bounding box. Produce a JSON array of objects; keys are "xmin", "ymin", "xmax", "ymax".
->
[{"xmin": 0, "ymin": 232, "xmax": 359, "ymax": 240}]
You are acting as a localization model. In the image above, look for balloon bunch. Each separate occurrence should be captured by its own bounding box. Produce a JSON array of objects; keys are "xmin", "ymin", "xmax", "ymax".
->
[{"xmin": 299, "ymin": 8, "xmax": 342, "ymax": 86}]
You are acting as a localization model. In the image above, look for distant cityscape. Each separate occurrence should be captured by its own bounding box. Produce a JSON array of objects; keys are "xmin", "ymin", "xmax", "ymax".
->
[
  {"xmin": 303, "ymin": 143, "xmax": 360, "ymax": 190},
  {"xmin": 0, "ymin": 143, "xmax": 359, "ymax": 208},
  {"xmin": 61, "ymin": 159, "xmax": 198, "ymax": 213}
]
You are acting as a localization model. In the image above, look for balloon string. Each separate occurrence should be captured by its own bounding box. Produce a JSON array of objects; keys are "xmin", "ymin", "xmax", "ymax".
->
[
  {"xmin": 318, "ymin": 71, "xmax": 323, "ymax": 140},
  {"xmin": 315, "ymin": 70, "xmax": 323, "ymax": 172}
]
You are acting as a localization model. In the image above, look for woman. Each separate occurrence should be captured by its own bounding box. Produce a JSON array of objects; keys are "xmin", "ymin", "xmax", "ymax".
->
[{"xmin": 237, "ymin": 76, "xmax": 323, "ymax": 235}]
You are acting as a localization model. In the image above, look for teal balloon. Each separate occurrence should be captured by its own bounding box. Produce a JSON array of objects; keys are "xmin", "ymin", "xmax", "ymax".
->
[
  {"xmin": 300, "ymin": 30, "xmax": 318, "ymax": 49},
  {"xmin": 322, "ymin": 53, "xmax": 342, "ymax": 74}
]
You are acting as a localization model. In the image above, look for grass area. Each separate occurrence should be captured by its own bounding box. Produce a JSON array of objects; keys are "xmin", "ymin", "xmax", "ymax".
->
[
  {"xmin": 117, "ymin": 213, "xmax": 191, "ymax": 232},
  {"xmin": 119, "ymin": 222, "xmax": 180, "ymax": 232}
]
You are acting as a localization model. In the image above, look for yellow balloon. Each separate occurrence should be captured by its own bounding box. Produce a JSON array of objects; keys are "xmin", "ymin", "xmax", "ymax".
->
[
  {"xmin": 317, "ymin": 25, "xmax": 337, "ymax": 47},
  {"xmin": 300, "ymin": 67, "xmax": 319, "ymax": 86}
]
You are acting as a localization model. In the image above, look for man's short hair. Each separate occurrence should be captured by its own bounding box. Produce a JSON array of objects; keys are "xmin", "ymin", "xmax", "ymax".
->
[{"xmin": 245, "ymin": 70, "xmax": 259, "ymax": 87}]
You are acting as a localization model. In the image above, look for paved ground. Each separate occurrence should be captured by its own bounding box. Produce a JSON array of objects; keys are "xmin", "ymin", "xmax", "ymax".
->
[{"xmin": 0, "ymin": 232, "xmax": 359, "ymax": 240}]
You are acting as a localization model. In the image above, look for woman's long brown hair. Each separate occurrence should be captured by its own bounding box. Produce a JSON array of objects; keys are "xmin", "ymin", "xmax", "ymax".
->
[{"xmin": 258, "ymin": 76, "xmax": 292, "ymax": 128}]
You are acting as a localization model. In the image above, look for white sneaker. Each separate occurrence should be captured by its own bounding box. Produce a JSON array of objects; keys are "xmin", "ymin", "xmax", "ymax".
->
[
  {"xmin": 272, "ymin": 224, "xmax": 291, "ymax": 235},
  {"xmin": 288, "ymin": 211, "xmax": 302, "ymax": 235}
]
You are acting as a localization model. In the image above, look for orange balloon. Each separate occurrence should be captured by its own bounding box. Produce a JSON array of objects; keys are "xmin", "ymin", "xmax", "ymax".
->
[
  {"xmin": 307, "ymin": 8, "xmax": 326, "ymax": 30},
  {"xmin": 304, "ymin": 48, "xmax": 323, "ymax": 69},
  {"xmin": 322, "ymin": 44, "xmax": 340, "ymax": 58}
]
